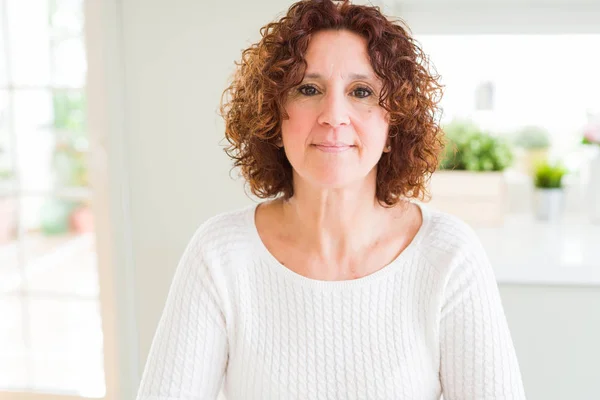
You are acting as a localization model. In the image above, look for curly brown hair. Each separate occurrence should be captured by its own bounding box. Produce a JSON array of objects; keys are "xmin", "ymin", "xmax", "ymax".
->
[{"xmin": 220, "ymin": 0, "xmax": 444, "ymax": 206}]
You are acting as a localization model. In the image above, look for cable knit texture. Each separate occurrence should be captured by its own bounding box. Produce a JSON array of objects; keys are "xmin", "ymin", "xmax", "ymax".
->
[{"xmin": 136, "ymin": 202, "xmax": 526, "ymax": 400}]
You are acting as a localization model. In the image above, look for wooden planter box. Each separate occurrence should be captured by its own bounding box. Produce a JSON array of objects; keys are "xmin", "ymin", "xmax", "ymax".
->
[{"xmin": 426, "ymin": 170, "xmax": 508, "ymax": 227}]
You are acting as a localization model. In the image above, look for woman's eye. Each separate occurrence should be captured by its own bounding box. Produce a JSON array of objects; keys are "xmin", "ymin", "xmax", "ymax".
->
[
  {"xmin": 297, "ymin": 85, "xmax": 372, "ymax": 98},
  {"xmin": 353, "ymin": 87, "xmax": 372, "ymax": 98},
  {"xmin": 298, "ymin": 85, "xmax": 319, "ymax": 96}
]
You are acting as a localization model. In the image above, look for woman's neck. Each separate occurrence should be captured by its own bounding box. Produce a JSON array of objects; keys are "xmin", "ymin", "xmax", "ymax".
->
[{"xmin": 279, "ymin": 180, "xmax": 408, "ymax": 267}]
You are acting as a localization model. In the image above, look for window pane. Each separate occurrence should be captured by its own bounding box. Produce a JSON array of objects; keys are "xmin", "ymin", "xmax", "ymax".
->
[
  {"xmin": 14, "ymin": 89, "xmax": 89, "ymax": 191},
  {"xmin": 52, "ymin": 36, "xmax": 86, "ymax": 88},
  {"xmin": 0, "ymin": 90, "xmax": 17, "ymax": 266},
  {"xmin": 50, "ymin": 0, "xmax": 84, "ymax": 38},
  {"xmin": 0, "ymin": 195, "xmax": 19, "ymax": 294},
  {"xmin": 53, "ymin": 90, "xmax": 86, "ymax": 133},
  {"xmin": 6, "ymin": 0, "xmax": 51, "ymax": 86},
  {"xmin": 13, "ymin": 89, "xmax": 53, "ymax": 192},
  {"xmin": 0, "ymin": 295, "xmax": 27, "ymax": 390},
  {"xmin": 28, "ymin": 296, "xmax": 106, "ymax": 397},
  {"xmin": 0, "ymin": 3, "xmax": 8, "ymax": 86},
  {"xmin": 24, "ymin": 232, "xmax": 98, "ymax": 297},
  {"xmin": 24, "ymin": 212, "xmax": 99, "ymax": 298},
  {"xmin": 52, "ymin": 90, "xmax": 89, "ymax": 188},
  {"xmin": 17, "ymin": 194, "xmax": 96, "ymax": 295},
  {"xmin": 0, "ymin": 90, "xmax": 14, "ymax": 180}
]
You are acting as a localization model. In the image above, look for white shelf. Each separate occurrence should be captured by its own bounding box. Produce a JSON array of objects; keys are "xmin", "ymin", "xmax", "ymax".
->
[{"xmin": 475, "ymin": 214, "xmax": 600, "ymax": 286}]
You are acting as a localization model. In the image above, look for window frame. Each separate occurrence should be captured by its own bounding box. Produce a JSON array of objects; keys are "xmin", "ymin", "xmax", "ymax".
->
[{"xmin": 0, "ymin": 0, "xmax": 122, "ymax": 399}]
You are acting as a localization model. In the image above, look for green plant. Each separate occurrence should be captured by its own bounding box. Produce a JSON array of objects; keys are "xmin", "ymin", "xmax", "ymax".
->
[
  {"xmin": 52, "ymin": 91, "xmax": 89, "ymax": 187},
  {"xmin": 52, "ymin": 137, "xmax": 89, "ymax": 187},
  {"xmin": 513, "ymin": 126, "xmax": 551, "ymax": 150},
  {"xmin": 582, "ymin": 135, "xmax": 600, "ymax": 146},
  {"xmin": 53, "ymin": 91, "xmax": 86, "ymax": 132},
  {"xmin": 0, "ymin": 169, "xmax": 12, "ymax": 180},
  {"xmin": 582, "ymin": 118, "xmax": 600, "ymax": 145},
  {"xmin": 439, "ymin": 119, "xmax": 513, "ymax": 172},
  {"xmin": 533, "ymin": 160, "xmax": 568, "ymax": 189}
]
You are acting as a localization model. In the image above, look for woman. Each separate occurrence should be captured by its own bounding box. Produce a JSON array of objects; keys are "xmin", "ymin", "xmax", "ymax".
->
[{"xmin": 136, "ymin": 1, "xmax": 526, "ymax": 399}]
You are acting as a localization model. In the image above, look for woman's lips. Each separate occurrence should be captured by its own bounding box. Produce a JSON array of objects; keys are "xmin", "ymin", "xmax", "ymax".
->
[{"xmin": 312, "ymin": 144, "xmax": 354, "ymax": 153}]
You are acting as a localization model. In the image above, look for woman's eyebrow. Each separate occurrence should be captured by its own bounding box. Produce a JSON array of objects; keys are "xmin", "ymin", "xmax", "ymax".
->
[{"xmin": 304, "ymin": 72, "xmax": 375, "ymax": 81}]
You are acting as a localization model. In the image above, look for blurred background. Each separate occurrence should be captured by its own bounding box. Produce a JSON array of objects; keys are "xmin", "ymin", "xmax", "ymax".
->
[{"xmin": 0, "ymin": 0, "xmax": 598, "ymax": 399}]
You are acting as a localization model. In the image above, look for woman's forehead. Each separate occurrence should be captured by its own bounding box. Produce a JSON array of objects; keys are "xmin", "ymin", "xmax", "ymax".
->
[
  {"xmin": 305, "ymin": 30, "xmax": 368, "ymax": 59},
  {"xmin": 303, "ymin": 31, "xmax": 377, "ymax": 82}
]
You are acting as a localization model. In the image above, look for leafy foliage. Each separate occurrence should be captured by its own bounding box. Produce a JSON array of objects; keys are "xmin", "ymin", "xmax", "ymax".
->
[
  {"xmin": 533, "ymin": 160, "xmax": 568, "ymax": 189},
  {"xmin": 513, "ymin": 126, "xmax": 551, "ymax": 150},
  {"xmin": 439, "ymin": 120, "xmax": 513, "ymax": 172}
]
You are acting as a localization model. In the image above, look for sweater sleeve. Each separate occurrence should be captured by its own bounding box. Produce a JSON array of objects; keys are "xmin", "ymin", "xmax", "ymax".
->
[
  {"xmin": 438, "ymin": 229, "xmax": 526, "ymax": 400},
  {"xmin": 136, "ymin": 230, "xmax": 229, "ymax": 400}
]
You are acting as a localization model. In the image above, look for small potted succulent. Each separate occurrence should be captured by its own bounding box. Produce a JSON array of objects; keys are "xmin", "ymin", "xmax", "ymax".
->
[
  {"xmin": 532, "ymin": 159, "xmax": 568, "ymax": 221},
  {"xmin": 512, "ymin": 125, "xmax": 551, "ymax": 175},
  {"xmin": 430, "ymin": 119, "xmax": 514, "ymax": 226}
]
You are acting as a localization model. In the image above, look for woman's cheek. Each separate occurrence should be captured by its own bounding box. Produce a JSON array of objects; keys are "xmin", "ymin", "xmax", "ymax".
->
[{"xmin": 349, "ymin": 103, "xmax": 380, "ymax": 122}]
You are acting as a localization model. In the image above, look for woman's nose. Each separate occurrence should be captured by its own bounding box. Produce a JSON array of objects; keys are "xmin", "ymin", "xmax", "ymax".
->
[{"xmin": 317, "ymin": 91, "xmax": 350, "ymax": 128}]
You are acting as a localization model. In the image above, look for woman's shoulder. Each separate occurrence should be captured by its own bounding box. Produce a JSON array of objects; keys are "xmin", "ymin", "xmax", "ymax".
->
[
  {"xmin": 187, "ymin": 202, "xmax": 258, "ymax": 259},
  {"xmin": 197, "ymin": 203, "xmax": 256, "ymax": 233},
  {"xmin": 421, "ymin": 204, "xmax": 480, "ymax": 245},
  {"xmin": 416, "ymin": 203, "xmax": 489, "ymax": 271},
  {"xmin": 419, "ymin": 203, "xmax": 477, "ymax": 246}
]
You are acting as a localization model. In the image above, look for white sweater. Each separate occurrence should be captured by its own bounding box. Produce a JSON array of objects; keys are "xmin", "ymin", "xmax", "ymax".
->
[{"xmin": 136, "ymin": 202, "xmax": 526, "ymax": 400}]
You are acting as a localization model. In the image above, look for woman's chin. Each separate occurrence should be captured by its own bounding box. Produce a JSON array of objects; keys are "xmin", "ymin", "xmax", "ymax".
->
[{"xmin": 293, "ymin": 165, "xmax": 376, "ymax": 191}]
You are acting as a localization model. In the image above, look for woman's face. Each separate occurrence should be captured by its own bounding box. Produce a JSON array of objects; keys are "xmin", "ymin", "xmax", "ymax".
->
[{"xmin": 281, "ymin": 29, "xmax": 390, "ymax": 191}]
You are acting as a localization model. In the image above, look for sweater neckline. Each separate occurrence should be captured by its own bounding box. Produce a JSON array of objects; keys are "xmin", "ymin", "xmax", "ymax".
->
[{"xmin": 244, "ymin": 200, "xmax": 431, "ymax": 290}]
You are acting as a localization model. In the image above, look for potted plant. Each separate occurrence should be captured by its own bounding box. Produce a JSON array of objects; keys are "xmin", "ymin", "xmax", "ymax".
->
[
  {"xmin": 512, "ymin": 125, "xmax": 551, "ymax": 175},
  {"xmin": 41, "ymin": 91, "xmax": 94, "ymax": 235},
  {"xmin": 70, "ymin": 199, "xmax": 94, "ymax": 233},
  {"xmin": 532, "ymin": 159, "xmax": 568, "ymax": 221},
  {"xmin": 428, "ymin": 119, "xmax": 514, "ymax": 226},
  {"xmin": 42, "ymin": 136, "xmax": 93, "ymax": 235}
]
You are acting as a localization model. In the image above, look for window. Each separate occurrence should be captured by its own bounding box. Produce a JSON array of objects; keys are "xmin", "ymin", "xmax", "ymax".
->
[{"xmin": 0, "ymin": 0, "xmax": 105, "ymax": 397}]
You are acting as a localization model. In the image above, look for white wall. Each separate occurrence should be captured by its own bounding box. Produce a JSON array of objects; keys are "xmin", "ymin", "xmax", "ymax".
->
[
  {"xmin": 86, "ymin": 0, "xmax": 600, "ymax": 399},
  {"xmin": 87, "ymin": 0, "xmax": 298, "ymax": 398},
  {"xmin": 378, "ymin": 0, "xmax": 600, "ymax": 34},
  {"xmin": 119, "ymin": 0, "xmax": 304, "ymax": 378},
  {"xmin": 500, "ymin": 285, "xmax": 600, "ymax": 400}
]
